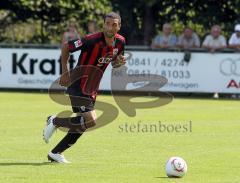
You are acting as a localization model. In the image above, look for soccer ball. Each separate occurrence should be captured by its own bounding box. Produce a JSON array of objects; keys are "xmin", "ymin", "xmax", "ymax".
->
[{"xmin": 165, "ymin": 157, "xmax": 187, "ymax": 178}]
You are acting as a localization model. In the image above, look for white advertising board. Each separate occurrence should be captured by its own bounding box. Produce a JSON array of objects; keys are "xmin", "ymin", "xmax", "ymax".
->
[{"xmin": 0, "ymin": 48, "xmax": 239, "ymax": 93}]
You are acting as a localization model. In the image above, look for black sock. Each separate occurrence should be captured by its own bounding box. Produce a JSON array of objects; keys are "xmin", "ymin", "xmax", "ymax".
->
[{"xmin": 51, "ymin": 131, "xmax": 83, "ymax": 154}]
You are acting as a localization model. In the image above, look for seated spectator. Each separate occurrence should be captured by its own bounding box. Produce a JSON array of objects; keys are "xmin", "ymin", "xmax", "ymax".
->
[
  {"xmin": 202, "ymin": 25, "xmax": 226, "ymax": 52},
  {"xmin": 151, "ymin": 23, "xmax": 177, "ymax": 49},
  {"xmin": 87, "ymin": 20, "xmax": 98, "ymax": 34},
  {"xmin": 61, "ymin": 18, "xmax": 80, "ymax": 45},
  {"xmin": 228, "ymin": 24, "xmax": 240, "ymax": 51},
  {"xmin": 177, "ymin": 27, "xmax": 200, "ymax": 49}
]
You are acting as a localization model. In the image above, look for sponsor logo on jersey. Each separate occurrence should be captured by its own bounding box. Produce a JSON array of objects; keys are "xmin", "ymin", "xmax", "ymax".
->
[
  {"xmin": 74, "ymin": 40, "xmax": 82, "ymax": 48},
  {"xmin": 97, "ymin": 52, "xmax": 113, "ymax": 67}
]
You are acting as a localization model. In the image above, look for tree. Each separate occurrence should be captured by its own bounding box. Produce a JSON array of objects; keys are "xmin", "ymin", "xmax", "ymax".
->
[
  {"xmin": 0, "ymin": 0, "xmax": 112, "ymax": 43},
  {"xmin": 112, "ymin": 0, "xmax": 240, "ymax": 45},
  {"xmin": 1, "ymin": 0, "xmax": 240, "ymax": 44}
]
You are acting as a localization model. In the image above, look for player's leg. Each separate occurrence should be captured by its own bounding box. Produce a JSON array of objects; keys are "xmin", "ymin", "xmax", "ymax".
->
[
  {"xmin": 49, "ymin": 110, "xmax": 97, "ymax": 154},
  {"xmin": 43, "ymin": 82, "xmax": 96, "ymax": 163},
  {"xmin": 52, "ymin": 110, "xmax": 97, "ymax": 130},
  {"xmin": 45, "ymin": 110, "xmax": 97, "ymax": 163},
  {"xmin": 43, "ymin": 91, "xmax": 95, "ymax": 143},
  {"xmin": 47, "ymin": 128, "xmax": 82, "ymax": 163},
  {"xmin": 43, "ymin": 109, "xmax": 96, "ymax": 143}
]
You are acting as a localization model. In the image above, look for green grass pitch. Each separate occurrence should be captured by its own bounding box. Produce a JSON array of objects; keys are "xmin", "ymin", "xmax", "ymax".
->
[{"xmin": 0, "ymin": 92, "xmax": 239, "ymax": 183}]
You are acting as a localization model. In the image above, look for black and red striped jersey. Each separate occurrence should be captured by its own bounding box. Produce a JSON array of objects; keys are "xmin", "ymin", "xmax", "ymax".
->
[{"xmin": 67, "ymin": 32, "xmax": 125, "ymax": 98}]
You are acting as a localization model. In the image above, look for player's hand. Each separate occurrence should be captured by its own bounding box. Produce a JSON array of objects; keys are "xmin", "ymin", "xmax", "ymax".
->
[
  {"xmin": 59, "ymin": 72, "xmax": 71, "ymax": 87},
  {"xmin": 112, "ymin": 54, "xmax": 126, "ymax": 68}
]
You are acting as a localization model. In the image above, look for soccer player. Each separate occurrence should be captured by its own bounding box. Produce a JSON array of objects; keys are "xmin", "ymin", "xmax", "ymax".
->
[{"xmin": 43, "ymin": 12, "xmax": 126, "ymax": 163}]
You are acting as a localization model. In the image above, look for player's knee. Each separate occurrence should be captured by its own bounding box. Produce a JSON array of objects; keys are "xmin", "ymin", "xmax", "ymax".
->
[
  {"xmin": 85, "ymin": 117, "xmax": 96, "ymax": 128},
  {"xmin": 82, "ymin": 111, "xmax": 97, "ymax": 128}
]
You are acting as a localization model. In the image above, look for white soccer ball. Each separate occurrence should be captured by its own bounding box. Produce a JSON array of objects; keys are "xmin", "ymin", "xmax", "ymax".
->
[{"xmin": 165, "ymin": 157, "xmax": 187, "ymax": 178}]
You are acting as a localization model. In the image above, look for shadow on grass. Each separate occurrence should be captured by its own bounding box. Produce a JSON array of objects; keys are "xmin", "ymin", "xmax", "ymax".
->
[
  {"xmin": 155, "ymin": 176, "xmax": 181, "ymax": 179},
  {"xmin": 0, "ymin": 162, "xmax": 58, "ymax": 166},
  {"xmin": 155, "ymin": 176, "xmax": 169, "ymax": 179}
]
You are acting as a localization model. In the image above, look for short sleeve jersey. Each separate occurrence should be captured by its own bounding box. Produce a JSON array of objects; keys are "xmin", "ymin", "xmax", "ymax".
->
[{"xmin": 67, "ymin": 32, "xmax": 125, "ymax": 97}]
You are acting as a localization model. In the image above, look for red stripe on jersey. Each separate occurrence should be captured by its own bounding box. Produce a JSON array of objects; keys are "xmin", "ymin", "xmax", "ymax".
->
[
  {"xmin": 88, "ymin": 43, "xmax": 100, "ymax": 66},
  {"xmin": 117, "ymin": 44, "xmax": 123, "ymax": 55},
  {"xmin": 101, "ymin": 46, "xmax": 112, "ymax": 71},
  {"xmin": 84, "ymin": 32, "xmax": 103, "ymax": 40},
  {"xmin": 101, "ymin": 46, "xmax": 107, "ymax": 57},
  {"xmin": 115, "ymin": 34, "xmax": 126, "ymax": 43},
  {"xmin": 79, "ymin": 52, "xmax": 87, "ymax": 65},
  {"xmin": 68, "ymin": 44, "xmax": 75, "ymax": 51}
]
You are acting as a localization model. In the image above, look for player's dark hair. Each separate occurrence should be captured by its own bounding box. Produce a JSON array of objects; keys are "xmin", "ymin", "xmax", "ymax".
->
[{"xmin": 104, "ymin": 12, "xmax": 121, "ymax": 25}]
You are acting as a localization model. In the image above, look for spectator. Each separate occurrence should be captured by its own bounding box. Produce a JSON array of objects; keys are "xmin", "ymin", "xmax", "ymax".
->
[
  {"xmin": 87, "ymin": 20, "xmax": 98, "ymax": 34},
  {"xmin": 202, "ymin": 25, "xmax": 227, "ymax": 53},
  {"xmin": 151, "ymin": 23, "xmax": 177, "ymax": 49},
  {"xmin": 228, "ymin": 24, "xmax": 240, "ymax": 51},
  {"xmin": 202, "ymin": 25, "xmax": 227, "ymax": 99},
  {"xmin": 61, "ymin": 19, "xmax": 80, "ymax": 45},
  {"xmin": 177, "ymin": 27, "xmax": 200, "ymax": 49}
]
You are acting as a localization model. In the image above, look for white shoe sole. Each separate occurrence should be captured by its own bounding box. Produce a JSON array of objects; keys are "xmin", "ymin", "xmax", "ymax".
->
[
  {"xmin": 47, "ymin": 152, "xmax": 71, "ymax": 164},
  {"xmin": 43, "ymin": 116, "xmax": 56, "ymax": 143}
]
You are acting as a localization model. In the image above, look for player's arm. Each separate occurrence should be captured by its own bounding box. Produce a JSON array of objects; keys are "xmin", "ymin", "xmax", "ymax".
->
[
  {"xmin": 59, "ymin": 43, "xmax": 70, "ymax": 87},
  {"xmin": 112, "ymin": 54, "xmax": 126, "ymax": 68},
  {"xmin": 59, "ymin": 39, "xmax": 84, "ymax": 87},
  {"xmin": 112, "ymin": 41, "xmax": 126, "ymax": 68}
]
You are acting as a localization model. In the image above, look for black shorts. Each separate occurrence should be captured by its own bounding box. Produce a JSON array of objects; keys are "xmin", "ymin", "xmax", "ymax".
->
[{"xmin": 67, "ymin": 82, "xmax": 95, "ymax": 113}]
